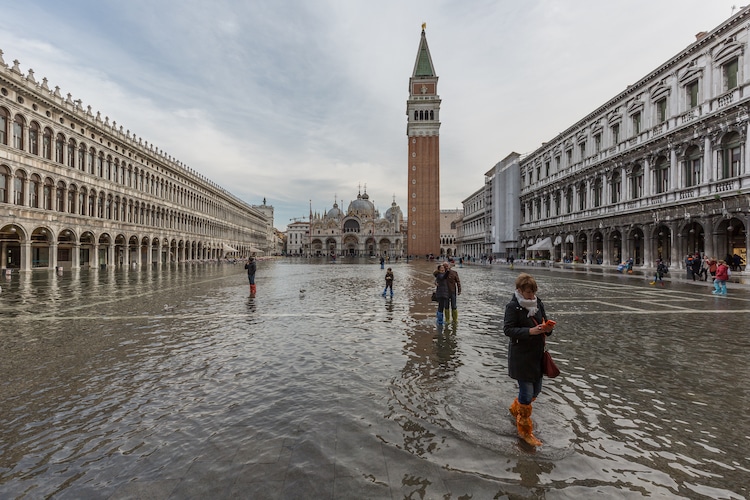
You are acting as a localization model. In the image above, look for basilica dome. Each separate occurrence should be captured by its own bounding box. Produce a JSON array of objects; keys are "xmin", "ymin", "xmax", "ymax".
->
[
  {"xmin": 326, "ymin": 201, "xmax": 343, "ymax": 220},
  {"xmin": 347, "ymin": 191, "xmax": 376, "ymax": 217},
  {"xmin": 385, "ymin": 200, "xmax": 403, "ymax": 223}
]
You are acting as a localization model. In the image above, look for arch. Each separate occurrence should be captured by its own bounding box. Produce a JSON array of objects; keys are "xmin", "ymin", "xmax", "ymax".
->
[{"xmin": 13, "ymin": 113, "xmax": 25, "ymax": 149}]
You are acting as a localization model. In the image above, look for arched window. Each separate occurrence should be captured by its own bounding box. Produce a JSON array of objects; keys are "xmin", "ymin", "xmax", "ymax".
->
[
  {"xmin": 721, "ymin": 131, "xmax": 741, "ymax": 179},
  {"xmin": 88, "ymin": 147, "xmax": 95, "ymax": 174},
  {"xmin": 14, "ymin": 171, "xmax": 26, "ymax": 205},
  {"xmin": 56, "ymin": 181, "xmax": 65, "ymax": 211},
  {"xmin": 67, "ymin": 138, "xmax": 76, "ymax": 168},
  {"xmin": 79, "ymin": 188, "xmax": 87, "ymax": 216},
  {"xmin": 578, "ymin": 182, "xmax": 587, "ymax": 211},
  {"xmin": 566, "ymin": 187, "xmax": 573, "ymax": 213},
  {"xmin": 29, "ymin": 174, "xmax": 40, "ymax": 208},
  {"xmin": 88, "ymin": 189, "xmax": 96, "ymax": 216},
  {"xmin": 98, "ymin": 192, "xmax": 105, "ymax": 218},
  {"xmin": 654, "ymin": 156, "xmax": 669, "ymax": 194},
  {"xmin": 13, "ymin": 114, "xmax": 25, "ymax": 149},
  {"xmin": 106, "ymin": 155, "xmax": 112, "ymax": 180},
  {"xmin": 43, "ymin": 178, "xmax": 54, "ymax": 210},
  {"xmin": 0, "ymin": 107, "xmax": 8, "ymax": 145},
  {"xmin": 55, "ymin": 133, "xmax": 65, "ymax": 163},
  {"xmin": 611, "ymin": 171, "xmax": 621, "ymax": 204},
  {"xmin": 97, "ymin": 152, "xmax": 104, "ymax": 177},
  {"xmin": 42, "ymin": 127, "xmax": 53, "ymax": 159},
  {"xmin": 684, "ymin": 146, "xmax": 702, "ymax": 187},
  {"xmin": 29, "ymin": 122, "xmax": 40, "ymax": 155},
  {"xmin": 68, "ymin": 184, "xmax": 77, "ymax": 214},
  {"xmin": 114, "ymin": 159, "xmax": 120, "ymax": 184},
  {"xmin": 0, "ymin": 165, "xmax": 8, "ymax": 203},
  {"xmin": 78, "ymin": 143, "xmax": 87, "ymax": 171},
  {"xmin": 106, "ymin": 194, "xmax": 113, "ymax": 219},
  {"xmin": 631, "ymin": 164, "xmax": 643, "ymax": 199},
  {"xmin": 593, "ymin": 177, "xmax": 603, "ymax": 207}
]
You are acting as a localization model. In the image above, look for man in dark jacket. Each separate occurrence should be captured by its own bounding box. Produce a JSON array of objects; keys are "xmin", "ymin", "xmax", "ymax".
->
[{"xmin": 444, "ymin": 262, "xmax": 462, "ymax": 322}]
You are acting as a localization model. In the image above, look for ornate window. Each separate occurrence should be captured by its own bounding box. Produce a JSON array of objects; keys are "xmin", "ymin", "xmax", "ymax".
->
[
  {"xmin": 684, "ymin": 146, "xmax": 702, "ymax": 187},
  {"xmin": 654, "ymin": 156, "xmax": 669, "ymax": 194},
  {"xmin": 720, "ymin": 131, "xmax": 742, "ymax": 179},
  {"xmin": 13, "ymin": 115, "xmax": 24, "ymax": 149},
  {"xmin": 29, "ymin": 122, "xmax": 39, "ymax": 155}
]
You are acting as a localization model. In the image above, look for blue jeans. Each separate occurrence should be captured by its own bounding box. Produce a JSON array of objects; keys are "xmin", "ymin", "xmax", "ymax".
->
[
  {"xmin": 248, "ymin": 275, "xmax": 255, "ymax": 285},
  {"xmin": 517, "ymin": 379, "xmax": 542, "ymax": 405}
]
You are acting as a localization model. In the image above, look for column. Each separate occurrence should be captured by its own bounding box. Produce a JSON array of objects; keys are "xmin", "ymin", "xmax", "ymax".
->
[
  {"xmin": 21, "ymin": 241, "xmax": 31, "ymax": 272},
  {"xmin": 72, "ymin": 242, "xmax": 80, "ymax": 269},
  {"xmin": 670, "ymin": 147, "xmax": 678, "ymax": 194},
  {"xmin": 108, "ymin": 241, "xmax": 115, "ymax": 267},
  {"xmin": 91, "ymin": 243, "xmax": 99, "ymax": 269},
  {"xmin": 643, "ymin": 227, "xmax": 653, "ymax": 267},
  {"xmin": 50, "ymin": 242, "xmax": 58, "ymax": 269},
  {"xmin": 704, "ymin": 136, "xmax": 713, "ymax": 183}
]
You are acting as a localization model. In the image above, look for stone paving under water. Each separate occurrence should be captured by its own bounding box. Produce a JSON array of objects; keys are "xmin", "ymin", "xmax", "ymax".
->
[{"xmin": 0, "ymin": 259, "xmax": 748, "ymax": 499}]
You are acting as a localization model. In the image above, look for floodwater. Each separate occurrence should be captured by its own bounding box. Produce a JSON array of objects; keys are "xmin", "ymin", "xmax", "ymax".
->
[{"xmin": 0, "ymin": 259, "xmax": 748, "ymax": 499}]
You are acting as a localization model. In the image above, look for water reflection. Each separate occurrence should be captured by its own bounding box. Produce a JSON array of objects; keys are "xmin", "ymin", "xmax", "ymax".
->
[{"xmin": 0, "ymin": 261, "xmax": 747, "ymax": 498}]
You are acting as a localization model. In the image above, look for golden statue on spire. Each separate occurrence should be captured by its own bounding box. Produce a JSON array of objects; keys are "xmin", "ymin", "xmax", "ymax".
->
[{"xmin": 422, "ymin": 22, "xmax": 426, "ymax": 31}]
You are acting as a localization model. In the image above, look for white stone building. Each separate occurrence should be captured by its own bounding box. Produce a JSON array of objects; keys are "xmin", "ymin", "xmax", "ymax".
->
[
  {"xmin": 0, "ymin": 50, "xmax": 270, "ymax": 271},
  {"xmin": 504, "ymin": 8, "xmax": 750, "ymax": 269}
]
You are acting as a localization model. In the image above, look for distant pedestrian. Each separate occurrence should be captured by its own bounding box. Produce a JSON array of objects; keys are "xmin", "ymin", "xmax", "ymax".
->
[
  {"xmin": 382, "ymin": 267, "xmax": 394, "ymax": 297},
  {"xmin": 245, "ymin": 257, "xmax": 257, "ymax": 297},
  {"xmin": 691, "ymin": 253, "xmax": 702, "ymax": 281},
  {"xmin": 713, "ymin": 260, "xmax": 729, "ymax": 295},
  {"xmin": 708, "ymin": 257, "xmax": 718, "ymax": 280},
  {"xmin": 380, "ymin": 256, "xmax": 385, "ymax": 269},
  {"xmin": 650, "ymin": 259, "xmax": 668, "ymax": 286}
]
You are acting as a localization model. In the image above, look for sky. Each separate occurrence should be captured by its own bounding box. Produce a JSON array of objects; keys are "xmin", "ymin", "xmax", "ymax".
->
[{"xmin": 0, "ymin": 0, "xmax": 742, "ymax": 230}]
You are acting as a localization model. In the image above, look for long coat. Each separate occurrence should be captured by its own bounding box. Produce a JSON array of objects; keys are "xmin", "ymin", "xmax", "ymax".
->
[
  {"xmin": 433, "ymin": 270, "xmax": 450, "ymax": 299},
  {"xmin": 503, "ymin": 294, "xmax": 552, "ymax": 382}
]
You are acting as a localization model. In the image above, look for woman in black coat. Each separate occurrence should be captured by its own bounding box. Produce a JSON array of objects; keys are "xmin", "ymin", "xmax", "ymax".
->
[
  {"xmin": 503, "ymin": 273, "xmax": 554, "ymax": 446},
  {"xmin": 433, "ymin": 263, "xmax": 450, "ymax": 325}
]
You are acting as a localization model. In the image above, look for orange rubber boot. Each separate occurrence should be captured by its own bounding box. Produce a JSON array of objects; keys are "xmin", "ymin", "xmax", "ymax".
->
[{"xmin": 516, "ymin": 403, "xmax": 542, "ymax": 447}]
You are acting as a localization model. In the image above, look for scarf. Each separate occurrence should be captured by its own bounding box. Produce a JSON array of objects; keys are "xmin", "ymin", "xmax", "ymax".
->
[{"xmin": 514, "ymin": 290, "xmax": 539, "ymax": 317}]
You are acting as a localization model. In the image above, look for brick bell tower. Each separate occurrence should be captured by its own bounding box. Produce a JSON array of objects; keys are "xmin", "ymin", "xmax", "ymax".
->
[{"xmin": 406, "ymin": 23, "xmax": 441, "ymax": 258}]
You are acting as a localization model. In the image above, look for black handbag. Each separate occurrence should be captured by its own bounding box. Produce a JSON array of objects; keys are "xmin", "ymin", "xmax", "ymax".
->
[{"xmin": 431, "ymin": 291, "xmax": 438, "ymax": 302}]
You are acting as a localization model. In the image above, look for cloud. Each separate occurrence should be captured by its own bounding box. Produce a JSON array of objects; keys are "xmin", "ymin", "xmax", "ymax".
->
[{"xmin": 0, "ymin": 0, "xmax": 741, "ymax": 229}]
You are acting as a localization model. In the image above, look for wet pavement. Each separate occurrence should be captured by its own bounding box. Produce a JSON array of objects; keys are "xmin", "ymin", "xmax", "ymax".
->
[{"xmin": 0, "ymin": 259, "xmax": 748, "ymax": 499}]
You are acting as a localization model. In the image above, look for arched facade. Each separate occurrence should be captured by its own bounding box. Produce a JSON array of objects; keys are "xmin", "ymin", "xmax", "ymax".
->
[
  {"xmin": 307, "ymin": 192, "xmax": 405, "ymax": 257},
  {"xmin": 516, "ymin": 12, "xmax": 750, "ymax": 270},
  {"xmin": 0, "ymin": 55, "xmax": 270, "ymax": 271}
]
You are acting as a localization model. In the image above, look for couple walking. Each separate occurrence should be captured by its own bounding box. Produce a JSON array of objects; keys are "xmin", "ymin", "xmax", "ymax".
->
[{"xmin": 433, "ymin": 262, "xmax": 461, "ymax": 325}]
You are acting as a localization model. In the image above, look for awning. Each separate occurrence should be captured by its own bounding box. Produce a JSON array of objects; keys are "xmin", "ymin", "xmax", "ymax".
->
[
  {"xmin": 565, "ymin": 234, "xmax": 575, "ymax": 243},
  {"xmin": 553, "ymin": 235, "xmax": 562, "ymax": 245},
  {"xmin": 247, "ymin": 246, "xmax": 262, "ymax": 253},
  {"xmin": 222, "ymin": 243, "xmax": 238, "ymax": 252},
  {"xmin": 527, "ymin": 237, "xmax": 554, "ymax": 251}
]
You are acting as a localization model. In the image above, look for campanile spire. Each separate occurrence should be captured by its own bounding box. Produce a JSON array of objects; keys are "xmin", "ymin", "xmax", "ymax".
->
[{"xmin": 406, "ymin": 24, "xmax": 441, "ymax": 257}]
